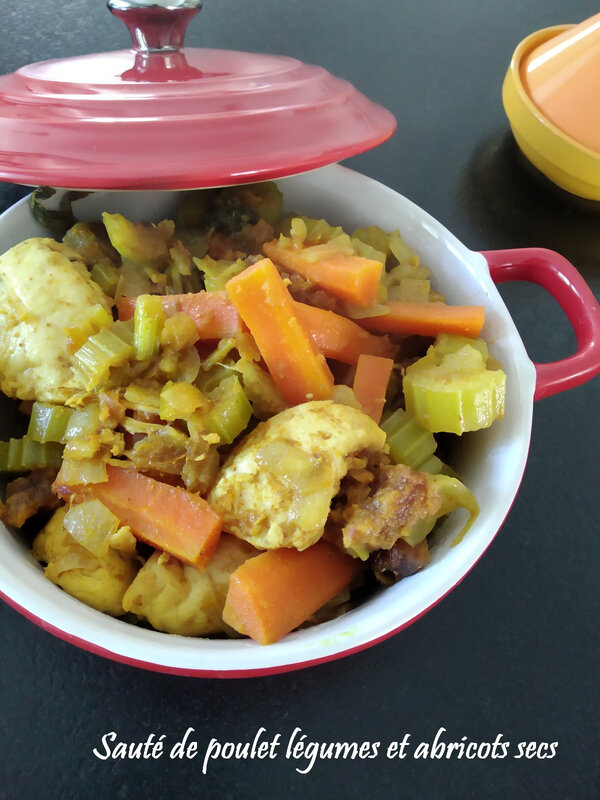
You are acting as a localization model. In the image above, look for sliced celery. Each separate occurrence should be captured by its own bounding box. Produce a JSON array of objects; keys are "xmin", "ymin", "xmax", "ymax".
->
[
  {"xmin": 352, "ymin": 225, "xmax": 391, "ymax": 256},
  {"xmin": 90, "ymin": 260, "xmax": 120, "ymax": 297},
  {"xmin": 27, "ymin": 403, "xmax": 73, "ymax": 444},
  {"xmin": 388, "ymin": 277, "xmax": 431, "ymax": 304},
  {"xmin": 63, "ymin": 221, "xmax": 116, "ymax": 267},
  {"xmin": 417, "ymin": 454, "xmax": 444, "ymax": 475},
  {"xmin": 63, "ymin": 404, "xmax": 102, "ymax": 440},
  {"xmin": 63, "ymin": 436, "xmax": 104, "ymax": 461},
  {"xmin": 232, "ymin": 358, "xmax": 286, "ymax": 419},
  {"xmin": 193, "ymin": 256, "xmax": 247, "ymax": 292},
  {"xmin": 0, "ymin": 438, "xmax": 63, "ymax": 472},
  {"xmin": 401, "ymin": 474, "xmax": 480, "ymax": 547},
  {"xmin": 165, "ymin": 263, "xmax": 184, "ymax": 294},
  {"xmin": 72, "ymin": 324, "xmax": 134, "ymax": 390},
  {"xmin": 169, "ymin": 240, "xmax": 193, "ymax": 276},
  {"xmin": 389, "ymin": 230, "xmax": 421, "ymax": 268},
  {"xmin": 112, "ymin": 319, "xmax": 135, "ymax": 346},
  {"xmin": 134, "ymin": 294, "xmax": 165, "ymax": 361},
  {"xmin": 380, "ymin": 407, "xmax": 437, "ymax": 469},
  {"xmin": 403, "ymin": 340, "xmax": 506, "ymax": 435},
  {"xmin": 195, "ymin": 361, "xmax": 235, "ymax": 394},
  {"xmin": 202, "ymin": 375, "xmax": 253, "ymax": 444}
]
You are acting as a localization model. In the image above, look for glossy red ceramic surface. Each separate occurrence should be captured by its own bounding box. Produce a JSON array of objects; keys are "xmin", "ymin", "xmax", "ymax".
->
[
  {"xmin": 483, "ymin": 248, "xmax": 600, "ymax": 399},
  {"xmin": 0, "ymin": 2, "xmax": 396, "ymax": 190}
]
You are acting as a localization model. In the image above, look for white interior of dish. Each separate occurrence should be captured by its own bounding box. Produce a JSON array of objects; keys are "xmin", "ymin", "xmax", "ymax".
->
[{"xmin": 0, "ymin": 164, "xmax": 536, "ymax": 673}]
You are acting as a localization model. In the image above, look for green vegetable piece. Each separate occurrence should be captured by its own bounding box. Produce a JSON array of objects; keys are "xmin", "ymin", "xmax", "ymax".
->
[
  {"xmin": 417, "ymin": 454, "xmax": 444, "ymax": 475},
  {"xmin": 203, "ymin": 375, "xmax": 253, "ymax": 445},
  {"xmin": 0, "ymin": 438, "xmax": 64, "ymax": 472},
  {"xmin": 380, "ymin": 407, "xmax": 437, "ymax": 469},
  {"xmin": 389, "ymin": 230, "xmax": 420, "ymax": 268},
  {"xmin": 63, "ymin": 404, "xmax": 102, "ymax": 441},
  {"xmin": 90, "ymin": 260, "xmax": 120, "ymax": 297},
  {"xmin": 352, "ymin": 225, "xmax": 391, "ymax": 256},
  {"xmin": 27, "ymin": 403, "xmax": 73, "ymax": 444},
  {"xmin": 195, "ymin": 362, "xmax": 235, "ymax": 395},
  {"xmin": 401, "ymin": 473, "xmax": 480, "ymax": 547},
  {"xmin": 134, "ymin": 294, "xmax": 165, "ymax": 361},
  {"xmin": 175, "ymin": 189, "xmax": 215, "ymax": 228},
  {"xmin": 242, "ymin": 181, "xmax": 284, "ymax": 227},
  {"xmin": 102, "ymin": 212, "xmax": 173, "ymax": 266},
  {"xmin": 111, "ymin": 319, "xmax": 135, "ymax": 347},
  {"xmin": 194, "ymin": 256, "xmax": 247, "ymax": 292},
  {"xmin": 403, "ymin": 338, "xmax": 506, "ymax": 435},
  {"xmin": 63, "ymin": 221, "xmax": 118, "ymax": 267},
  {"xmin": 432, "ymin": 332, "xmax": 489, "ymax": 361},
  {"xmin": 72, "ymin": 324, "xmax": 134, "ymax": 390},
  {"xmin": 232, "ymin": 358, "xmax": 287, "ymax": 420},
  {"xmin": 28, "ymin": 187, "xmax": 89, "ymax": 236}
]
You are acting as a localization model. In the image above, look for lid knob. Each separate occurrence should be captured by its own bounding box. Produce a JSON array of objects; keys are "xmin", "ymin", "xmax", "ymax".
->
[{"xmin": 107, "ymin": 0, "xmax": 202, "ymax": 53}]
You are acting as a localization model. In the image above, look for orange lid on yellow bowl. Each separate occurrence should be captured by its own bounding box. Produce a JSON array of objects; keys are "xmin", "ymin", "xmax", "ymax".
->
[{"xmin": 503, "ymin": 13, "xmax": 600, "ymax": 200}]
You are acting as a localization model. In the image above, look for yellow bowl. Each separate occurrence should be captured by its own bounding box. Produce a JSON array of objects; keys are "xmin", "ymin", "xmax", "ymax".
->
[{"xmin": 503, "ymin": 24, "xmax": 600, "ymax": 201}]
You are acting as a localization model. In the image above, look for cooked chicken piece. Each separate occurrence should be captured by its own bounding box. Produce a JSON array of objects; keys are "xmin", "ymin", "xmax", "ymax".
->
[
  {"xmin": 32, "ymin": 505, "xmax": 139, "ymax": 616},
  {"xmin": 122, "ymin": 534, "xmax": 257, "ymax": 636},
  {"xmin": 208, "ymin": 400, "xmax": 387, "ymax": 551},
  {"xmin": 0, "ymin": 238, "xmax": 112, "ymax": 402}
]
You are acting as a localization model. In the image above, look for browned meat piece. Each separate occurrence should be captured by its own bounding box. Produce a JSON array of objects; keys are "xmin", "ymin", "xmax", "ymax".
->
[
  {"xmin": 341, "ymin": 463, "xmax": 442, "ymax": 556},
  {"xmin": 370, "ymin": 537, "xmax": 430, "ymax": 580},
  {"xmin": 206, "ymin": 230, "xmax": 246, "ymax": 261},
  {"xmin": 1, "ymin": 467, "xmax": 61, "ymax": 528},
  {"xmin": 281, "ymin": 271, "xmax": 346, "ymax": 314}
]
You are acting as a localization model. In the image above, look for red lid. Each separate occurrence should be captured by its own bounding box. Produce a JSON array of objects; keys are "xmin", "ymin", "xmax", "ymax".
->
[{"xmin": 0, "ymin": 0, "xmax": 396, "ymax": 190}]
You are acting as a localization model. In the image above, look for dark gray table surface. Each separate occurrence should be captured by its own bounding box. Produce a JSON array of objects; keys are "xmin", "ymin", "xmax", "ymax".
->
[{"xmin": 1, "ymin": 2, "xmax": 598, "ymax": 798}]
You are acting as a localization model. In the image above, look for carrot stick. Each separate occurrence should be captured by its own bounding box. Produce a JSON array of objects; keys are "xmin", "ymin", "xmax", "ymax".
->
[
  {"xmin": 222, "ymin": 540, "xmax": 362, "ymax": 644},
  {"xmin": 294, "ymin": 302, "xmax": 396, "ymax": 365},
  {"xmin": 117, "ymin": 290, "xmax": 394, "ymax": 364},
  {"xmin": 225, "ymin": 258, "xmax": 334, "ymax": 405},
  {"xmin": 116, "ymin": 290, "xmax": 242, "ymax": 339},
  {"xmin": 60, "ymin": 464, "xmax": 222, "ymax": 568},
  {"xmin": 358, "ymin": 301, "xmax": 485, "ymax": 339},
  {"xmin": 263, "ymin": 240, "xmax": 383, "ymax": 307},
  {"xmin": 352, "ymin": 354, "xmax": 395, "ymax": 423}
]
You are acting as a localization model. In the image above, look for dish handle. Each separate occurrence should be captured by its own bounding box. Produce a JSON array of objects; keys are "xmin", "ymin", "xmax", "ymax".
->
[{"xmin": 481, "ymin": 247, "xmax": 600, "ymax": 400}]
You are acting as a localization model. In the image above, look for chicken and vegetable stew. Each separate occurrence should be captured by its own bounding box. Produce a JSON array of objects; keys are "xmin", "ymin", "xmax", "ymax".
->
[{"xmin": 0, "ymin": 183, "xmax": 506, "ymax": 644}]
